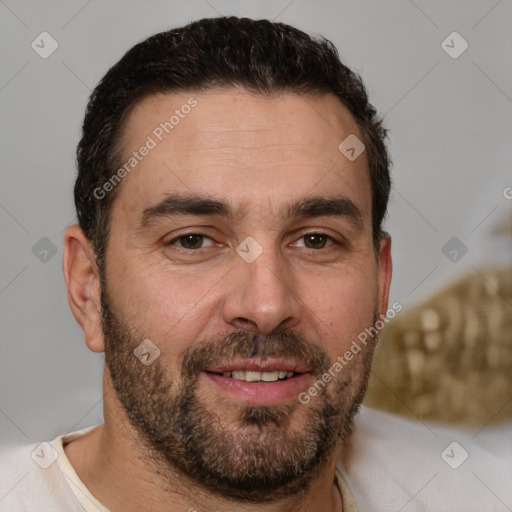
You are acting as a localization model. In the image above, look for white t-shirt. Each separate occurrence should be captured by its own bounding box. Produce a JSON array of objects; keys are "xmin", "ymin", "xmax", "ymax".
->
[
  {"xmin": 1, "ymin": 406, "xmax": 510, "ymax": 511},
  {"xmin": 341, "ymin": 407, "xmax": 512, "ymax": 511}
]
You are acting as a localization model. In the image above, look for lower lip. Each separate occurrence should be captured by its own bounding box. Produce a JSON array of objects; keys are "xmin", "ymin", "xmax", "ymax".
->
[{"xmin": 202, "ymin": 371, "xmax": 312, "ymax": 406}]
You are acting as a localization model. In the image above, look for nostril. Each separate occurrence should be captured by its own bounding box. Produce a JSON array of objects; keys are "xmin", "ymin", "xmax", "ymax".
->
[{"xmin": 232, "ymin": 318, "xmax": 259, "ymax": 331}]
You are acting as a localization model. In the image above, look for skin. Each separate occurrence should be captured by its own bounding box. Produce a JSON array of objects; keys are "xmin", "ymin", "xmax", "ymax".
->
[{"xmin": 63, "ymin": 87, "xmax": 392, "ymax": 512}]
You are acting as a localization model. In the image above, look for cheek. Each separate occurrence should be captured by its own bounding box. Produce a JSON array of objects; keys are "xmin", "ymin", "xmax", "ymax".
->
[
  {"xmin": 300, "ymin": 269, "xmax": 378, "ymax": 358},
  {"xmin": 108, "ymin": 259, "xmax": 226, "ymax": 356}
]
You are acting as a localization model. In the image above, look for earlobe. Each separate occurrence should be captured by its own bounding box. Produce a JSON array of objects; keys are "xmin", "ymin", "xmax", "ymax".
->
[{"xmin": 63, "ymin": 225, "xmax": 105, "ymax": 353}]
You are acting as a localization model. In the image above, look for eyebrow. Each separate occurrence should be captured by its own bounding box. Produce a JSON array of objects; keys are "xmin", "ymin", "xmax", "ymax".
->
[{"xmin": 139, "ymin": 193, "xmax": 364, "ymax": 230}]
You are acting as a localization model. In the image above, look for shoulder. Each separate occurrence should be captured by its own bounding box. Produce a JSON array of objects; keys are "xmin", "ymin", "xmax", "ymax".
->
[
  {"xmin": 339, "ymin": 405, "xmax": 512, "ymax": 511},
  {"xmin": 0, "ymin": 437, "xmax": 89, "ymax": 511}
]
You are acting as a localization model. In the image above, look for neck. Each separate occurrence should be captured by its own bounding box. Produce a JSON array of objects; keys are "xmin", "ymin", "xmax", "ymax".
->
[{"xmin": 64, "ymin": 373, "xmax": 344, "ymax": 512}]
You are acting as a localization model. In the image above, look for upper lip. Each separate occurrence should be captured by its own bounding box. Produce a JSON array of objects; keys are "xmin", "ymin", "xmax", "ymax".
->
[{"xmin": 204, "ymin": 357, "xmax": 311, "ymax": 374}]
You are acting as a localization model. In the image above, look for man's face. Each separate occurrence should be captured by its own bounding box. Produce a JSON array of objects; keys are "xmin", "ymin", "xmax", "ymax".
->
[{"xmin": 100, "ymin": 88, "xmax": 390, "ymax": 501}]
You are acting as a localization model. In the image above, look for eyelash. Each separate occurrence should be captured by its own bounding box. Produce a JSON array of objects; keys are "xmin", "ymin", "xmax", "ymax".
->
[{"xmin": 165, "ymin": 232, "xmax": 341, "ymax": 251}]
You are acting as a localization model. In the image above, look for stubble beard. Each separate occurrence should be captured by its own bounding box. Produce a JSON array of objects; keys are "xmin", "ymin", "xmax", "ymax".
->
[{"xmin": 101, "ymin": 288, "xmax": 377, "ymax": 503}]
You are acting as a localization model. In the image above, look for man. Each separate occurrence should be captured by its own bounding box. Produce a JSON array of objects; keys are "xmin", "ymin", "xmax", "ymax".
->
[{"xmin": 2, "ymin": 16, "xmax": 509, "ymax": 512}]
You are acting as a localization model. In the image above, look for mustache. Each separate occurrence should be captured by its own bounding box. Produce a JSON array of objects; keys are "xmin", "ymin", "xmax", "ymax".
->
[{"xmin": 181, "ymin": 329, "xmax": 332, "ymax": 380}]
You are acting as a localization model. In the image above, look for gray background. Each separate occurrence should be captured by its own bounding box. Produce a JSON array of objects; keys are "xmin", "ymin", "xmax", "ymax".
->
[{"xmin": 1, "ymin": 0, "xmax": 511, "ymax": 446}]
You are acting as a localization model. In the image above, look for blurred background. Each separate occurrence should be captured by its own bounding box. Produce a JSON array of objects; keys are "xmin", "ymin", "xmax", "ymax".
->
[{"xmin": 1, "ymin": 0, "xmax": 511, "ymax": 446}]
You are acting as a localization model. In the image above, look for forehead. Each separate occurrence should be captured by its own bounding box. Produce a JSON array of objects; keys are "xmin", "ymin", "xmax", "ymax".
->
[{"xmin": 112, "ymin": 87, "xmax": 371, "ymax": 225}]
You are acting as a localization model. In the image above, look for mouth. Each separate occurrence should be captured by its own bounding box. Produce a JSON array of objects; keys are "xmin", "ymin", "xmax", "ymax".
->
[
  {"xmin": 202, "ymin": 358, "xmax": 313, "ymax": 405},
  {"xmin": 214, "ymin": 369, "xmax": 297, "ymax": 382}
]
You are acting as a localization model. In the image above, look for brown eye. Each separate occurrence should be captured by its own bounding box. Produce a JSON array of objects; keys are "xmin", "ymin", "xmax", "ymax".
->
[
  {"xmin": 169, "ymin": 233, "xmax": 214, "ymax": 250},
  {"xmin": 302, "ymin": 233, "xmax": 332, "ymax": 249},
  {"xmin": 179, "ymin": 234, "xmax": 204, "ymax": 249}
]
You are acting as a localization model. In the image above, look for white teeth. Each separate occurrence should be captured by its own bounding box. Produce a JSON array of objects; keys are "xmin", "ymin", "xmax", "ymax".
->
[
  {"xmin": 245, "ymin": 371, "xmax": 260, "ymax": 382},
  {"xmin": 224, "ymin": 370, "xmax": 294, "ymax": 382},
  {"xmin": 261, "ymin": 371, "xmax": 279, "ymax": 382}
]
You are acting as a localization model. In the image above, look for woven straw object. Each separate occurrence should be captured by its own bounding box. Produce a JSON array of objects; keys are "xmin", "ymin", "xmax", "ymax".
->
[{"xmin": 364, "ymin": 266, "xmax": 512, "ymax": 426}]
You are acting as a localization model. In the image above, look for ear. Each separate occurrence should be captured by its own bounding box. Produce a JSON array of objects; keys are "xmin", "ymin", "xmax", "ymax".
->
[
  {"xmin": 377, "ymin": 234, "xmax": 393, "ymax": 323},
  {"xmin": 63, "ymin": 225, "xmax": 104, "ymax": 353}
]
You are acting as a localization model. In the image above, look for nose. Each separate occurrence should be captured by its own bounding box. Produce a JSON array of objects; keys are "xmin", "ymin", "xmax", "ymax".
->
[{"xmin": 222, "ymin": 244, "xmax": 302, "ymax": 335}]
